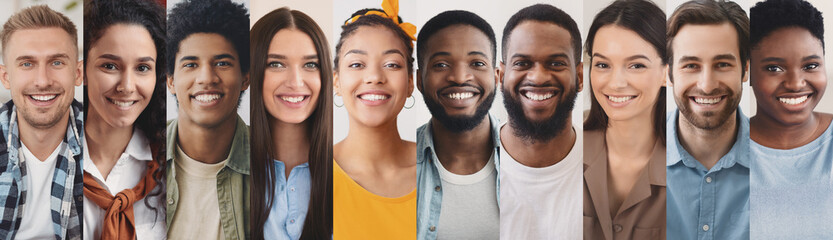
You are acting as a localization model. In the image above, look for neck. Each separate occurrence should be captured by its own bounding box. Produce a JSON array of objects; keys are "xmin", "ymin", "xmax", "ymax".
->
[
  {"xmin": 606, "ymin": 113, "xmax": 656, "ymax": 160},
  {"xmin": 501, "ymin": 116, "xmax": 576, "ymax": 168},
  {"xmin": 17, "ymin": 111, "xmax": 69, "ymax": 161},
  {"xmin": 271, "ymin": 118, "xmax": 310, "ymax": 178},
  {"xmin": 751, "ymin": 112, "xmax": 829, "ymax": 149},
  {"xmin": 84, "ymin": 107, "xmax": 133, "ymax": 168},
  {"xmin": 677, "ymin": 109, "xmax": 738, "ymax": 169},
  {"xmin": 337, "ymin": 117, "xmax": 409, "ymax": 167},
  {"xmin": 177, "ymin": 113, "xmax": 237, "ymax": 164},
  {"xmin": 432, "ymin": 116, "xmax": 493, "ymax": 175}
]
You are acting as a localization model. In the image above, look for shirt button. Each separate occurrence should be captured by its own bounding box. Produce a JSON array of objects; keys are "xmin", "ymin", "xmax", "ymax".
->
[
  {"xmin": 613, "ymin": 224, "xmax": 623, "ymax": 232},
  {"xmin": 290, "ymin": 219, "xmax": 295, "ymax": 224},
  {"xmin": 429, "ymin": 226, "xmax": 436, "ymax": 232},
  {"xmin": 290, "ymin": 187, "xmax": 295, "ymax": 192},
  {"xmin": 703, "ymin": 224, "xmax": 710, "ymax": 231},
  {"xmin": 167, "ymin": 198, "xmax": 174, "ymax": 205},
  {"xmin": 705, "ymin": 177, "xmax": 713, "ymax": 183},
  {"xmin": 434, "ymin": 186, "xmax": 441, "ymax": 192}
]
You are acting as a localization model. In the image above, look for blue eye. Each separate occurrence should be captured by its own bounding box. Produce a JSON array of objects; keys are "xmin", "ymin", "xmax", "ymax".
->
[
  {"xmin": 21, "ymin": 62, "xmax": 32, "ymax": 67},
  {"xmin": 51, "ymin": 61, "xmax": 64, "ymax": 66}
]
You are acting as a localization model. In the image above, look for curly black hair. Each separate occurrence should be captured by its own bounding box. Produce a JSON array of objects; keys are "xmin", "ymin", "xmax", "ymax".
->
[
  {"xmin": 416, "ymin": 10, "xmax": 496, "ymax": 70},
  {"xmin": 502, "ymin": 4, "xmax": 582, "ymax": 65},
  {"xmin": 83, "ymin": 0, "xmax": 166, "ymax": 219},
  {"xmin": 751, "ymin": 0, "xmax": 824, "ymax": 50},
  {"xmin": 334, "ymin": 8, "xmax": 414, "ymax": 74},
  {"xmin": 166, "ymin": 0, "xmax": 250, "ymax": 75}
]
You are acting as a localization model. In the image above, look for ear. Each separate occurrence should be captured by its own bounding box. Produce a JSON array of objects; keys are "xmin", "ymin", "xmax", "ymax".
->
[
  {"xmin": 333, "ymin": 71, "xmax": 341, "ymax": 96},
  {"xmin": 408, "ymin": 73, "xmax": 415, "ymax": 96},
  {"xmin": 241, "ymin": 72, "xmax": 250, "ymax": 91},
  {"xmin": 0, "ymin": 64, "xmax": 10, "ymax": 89},
  {"xmin": 662, "ymin": 64, "xmax": 669, "ymax": 87},
  {"xmin": 742, "ymin": 59, "xmax": 750, "ymax": 83},
  {"xmin": 167, "ymin": 75, "xmax": 176, "ymax": 95},
  {"xmin": 416, "ymin": 69, "xmax": 423, "ymax": 94},
  {"xmin": 497, "ymin": 61, "xmax": 505, "ymax": 86},
  {"xmin": 575, "ymin": 62, "xmax": 584, "ymax": 92},
  {"xmin": 74, "ymin": 59, "xmax": 83, "ymax": 86}
]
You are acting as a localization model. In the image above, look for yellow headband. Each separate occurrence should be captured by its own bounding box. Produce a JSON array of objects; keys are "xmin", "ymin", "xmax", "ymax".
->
[{"xmin": 344, "ymin": 0, "xmax": 416, "ymax": 46}]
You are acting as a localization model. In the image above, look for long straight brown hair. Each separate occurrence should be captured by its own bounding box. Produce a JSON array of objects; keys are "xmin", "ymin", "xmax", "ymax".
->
[{"xmin": 249, "ymin": 8, "xmax": 333, "ymax": 240}]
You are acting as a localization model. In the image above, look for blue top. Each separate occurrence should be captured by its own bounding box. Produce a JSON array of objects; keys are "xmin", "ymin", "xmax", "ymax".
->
[
  {"xmin": 416, "ymin": 114, "xmax": 501, "ymax": 240},
  {"xmin": 666, "ymin": 108, "xmax": 750, "ymax": 240},
  {"xmin": 751, "ymin": 119, "xmax": 833, "ymax": 239},
  {"xmin": 264, "ymin": 160, "xmax": 311, "ymax": 240}
]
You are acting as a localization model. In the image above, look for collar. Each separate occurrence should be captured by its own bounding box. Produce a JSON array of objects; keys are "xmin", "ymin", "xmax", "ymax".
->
[
  {"xmin": 2, "ymin": 100, "xmax": 83, "ymax": 159},
  {"xmin": 418, "ymin": 114, "xmax": 501, "ymax": 164},
  {"xmin": 583, "ymin": 130, "xmax": 666, "ymax": 187},
  {"xmin": 667, "ymin": 107, "xmax": 750, "ymax": 170},
  {"xmin": 166, "ymin": 115, "xmax": 251, "ymax": 175}
]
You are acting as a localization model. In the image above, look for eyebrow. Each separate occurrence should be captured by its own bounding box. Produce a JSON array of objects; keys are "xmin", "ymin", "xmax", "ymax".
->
[
  {"xmin": 214, "ymin": 54, "xmax": 235, "ymax": 60},
  {"xmin": 384, "ymin": 49, "xmax": 405, "ymax": 57},
  {"xmin": 803, "ymin": 55, "xmax": 822, "ymax": 62},
  {"xmin": 344, "ymin": 49, "xmax": 367, "ymax": 57},
  {"xmin": 267, "ymin": 54, "xmax": 318, "ymax": 61},
  {"xmin": 678, "ymin": 56, "xmax": 701, "ymax": 63},
  {"xmin": 15, "ymin": 53, "xmax": 70, "ymax": 62},
  {"xmin": 179, "ymin": 56, "xmax": 197, "ymax": 62},
  {"xmin": 713, "ymin": 54, "xmax": 737, "ymax": 61}
]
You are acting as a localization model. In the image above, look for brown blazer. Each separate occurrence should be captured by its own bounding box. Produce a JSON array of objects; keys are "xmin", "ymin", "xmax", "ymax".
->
[{"xmin": 583, "ymin": 130, "xmax": 666, "ymax": 240}]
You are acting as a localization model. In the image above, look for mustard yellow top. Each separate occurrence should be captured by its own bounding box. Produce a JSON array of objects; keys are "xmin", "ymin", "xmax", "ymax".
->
[{"xmin": 333, "ymin": 160, "xmax": 416, "ymax": 240}]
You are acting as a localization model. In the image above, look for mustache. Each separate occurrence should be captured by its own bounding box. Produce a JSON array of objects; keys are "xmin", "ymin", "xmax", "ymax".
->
[
  {"xmin": 438, "ymin": 82, "xmax": 484, "ymax": 93},
  {"xmin": 683, "ymin": 87, "xmax": 732, "ymax": 97},
  {"xmin": 22, "ymin": 87, "xmax": 64, "ymax": 95}
]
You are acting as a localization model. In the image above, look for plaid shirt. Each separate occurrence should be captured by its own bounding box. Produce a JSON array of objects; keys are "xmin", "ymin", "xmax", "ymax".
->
[{"xmin": 0, "ymin": 100, "xmax": 83, "ymax": 240}]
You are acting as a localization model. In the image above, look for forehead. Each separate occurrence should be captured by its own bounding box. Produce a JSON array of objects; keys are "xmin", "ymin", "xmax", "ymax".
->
[
  {"xmin": 176, "ymin": 33, "xmax": 237, "ymax": 59},
  {"xmin": 425, "ymin": 24, "xmax": 492, "ymax": 55},
  {"xmin": 4, "ymin": 27, "xmax": 76, "ymax": 61},
  {"xmin": 341, "ymin": 25, "xmax": 407, "ymax": 55},
  {"xmin": 90, "ymin": 24, "xmax": 155, "ymax": 54},
  {"xmin": 269, "ymin": 28, "xmax": 316, "ymax": 55},
  {"xmin": 505, "ymin": 21, "xmax": 573, "ymax": 60},
  {"xmin": 753, "ymin": 27, "xmax": 823, "ymax": 59},
  {"xmin": 672, "ymin": 22, "xmax": 739, "ymax": 60},
  {"xmin": 593, "ymin": 25, "xmax": 659, "ymax": 59}
]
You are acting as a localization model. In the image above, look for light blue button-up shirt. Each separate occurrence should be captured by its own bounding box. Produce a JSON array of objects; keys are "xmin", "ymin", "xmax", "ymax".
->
[
  {"xmin": 751, "ymin": 120, "xmax": 833, "ymax": 239},
  {"xmin": 667, "ymin": 108, "xmax": 750, "ymax": 240},
  {"xmin": 416, "ymin": 114, "xmax": 501, "ymax": 240},
  {"xmin": 264, "ymin": 160, "xmax": 311, "ymax": 240}
]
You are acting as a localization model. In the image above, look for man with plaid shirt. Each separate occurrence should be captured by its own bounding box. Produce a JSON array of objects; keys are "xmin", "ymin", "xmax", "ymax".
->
[{"xmin": 0, "ymin": 5, "xmax": 84, "ymax": 240}]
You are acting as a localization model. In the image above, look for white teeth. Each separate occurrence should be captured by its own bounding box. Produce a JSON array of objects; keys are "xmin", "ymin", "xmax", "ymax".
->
[
  {"xmin": 523, "ymin": 92, "xmax": 554, "ymax": 101},
  {"xmin": 779, "ymin": 95, "xmax": 808, "ymax": 105},
  {"xmin": 447, "ymin": 92, "xmax": 474, "ymax": 100},
  {"xmin": 281, "ymin": 96, "xmax": 305, "ymax": 103},
  {"xmin": 359, "ymin": 94, "xmax": 389, "ymax": 101},
  {"xmin": 607, "ymin": 96, "xmax": 635, "ymax": 103},
  {"xmin": 694, "ymin": 97, "xmax": 721, "ymax": 105},
  {"xmin": 112, "ymin": 100, "xmax": 136, "ymax": 107},
  {"xmin": 30, "ymin": 95, "xmax": 57, "ymax": 101},
  {"xmin": 194, "ymin": 94, "xmax": 221, "ymax": 102}
]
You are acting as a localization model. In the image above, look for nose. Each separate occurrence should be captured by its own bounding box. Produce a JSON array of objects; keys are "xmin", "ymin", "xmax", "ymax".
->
[
  {"xmin": 610, "ymin": 68, "xmax": 628, "ymax": 89},
  {"xmin": 526, "ymin": 64, "xmax": 552, "ymax": 84},
  {"xmin": 288, "ymin": 66, "xmax": 305, "ymax": 88},
  {"xmin": 783, "ymin": 69, "xmax": 807, "ymax": 91},
  {"xmin": 117, "ymin": 69, "xmax": 137, "ymax": 94},
  {"xmin": 364, "ymin": 65, "xmax": 386, "ymax": 85},
  {"xmin": 195, "ymin": 64, "xmax": 219, "ymax": 85},
  {"xmin": 448, "ymin": 64, "xmax": 473, "ymax": 84},
  {"xmin": 35, "ymin": 63, "xmax": 50, "ymax": 88},
  {"xmin": 696, "ymin": 67, "xmax": 719, "ymax": 94}
]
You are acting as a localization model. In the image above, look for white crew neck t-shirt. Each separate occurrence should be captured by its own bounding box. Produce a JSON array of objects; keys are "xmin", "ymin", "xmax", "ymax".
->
[
  {"xmin": 16, "ymin": 142, "xmax": 64, "ymax": 240},
  {"xmin": 435, "ymin": 152, "xmax": 499, "ymax": 239},
  {"xmin": 499, "ymin": 126, "xmax": 583, "ymax": 239}
]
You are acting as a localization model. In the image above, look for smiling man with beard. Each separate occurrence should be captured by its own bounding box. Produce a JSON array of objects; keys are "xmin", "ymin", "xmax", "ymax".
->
[
  {"xmin": 497, "ymin": 4, "xmax": 583, "ymax": 239},
  {"xmin": 415, "ymin": 10, "xmax": 499, "ymax": 240},
  {"xmin": 665, "ymin": 1, "xmax": 750, "ymax": 239},
  {"xmin": 0, "ymin": 5, "xmax": 83, "ymax": 239}
]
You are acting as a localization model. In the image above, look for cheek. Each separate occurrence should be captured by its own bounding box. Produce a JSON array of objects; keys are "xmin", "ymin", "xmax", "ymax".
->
[
  {"xmin": 306, "ymin": 75, "xmax": 322, "ymax": 97},
  {"xmin": 262, "ymin": 72, "xmax": 282, "ymax": 96},
  {"xmin": 137, "ymin": 76, "xmax": 157, "ymax": 99}
]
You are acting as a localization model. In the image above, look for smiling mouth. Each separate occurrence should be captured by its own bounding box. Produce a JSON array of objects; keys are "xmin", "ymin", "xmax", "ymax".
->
[
  {"xmin": 522, "ymin": 91, "xmax": 554, "ymax": 101},
  {"xmin": 193, "ymin": 93, "xmax": 223, "ymax": 103},
  {"xmin": 447, "ymin": 92, "xmax": 475, "ymax": 100},
  {"xmin": 30, "ymin": 94, "xmax": 57, "ymax": 102},
  {"xmin": 692, "ymin": 96, "xmax": 724, "ymax": 105},
  {"xmin": 108, "ymin": 98, "xmax": 137, "ymax": 107},
  {"xmin": 281, "ymin": 96, "xmax": 307, "ymax": 103},
  {"xmin": 778, "ymin": 95, "xmax": 808, "ymax": 105},
  {"xmin": 359, "ymin": 94, "xmax": 389, "ymax": 101},
  {"xmin": 608, "ymin": 95, "xmax": 635, "ymax": 103}
]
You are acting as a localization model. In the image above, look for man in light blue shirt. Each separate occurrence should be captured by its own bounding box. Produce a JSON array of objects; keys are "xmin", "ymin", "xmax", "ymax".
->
[
  {"xmin": 415, "ymin": 10, "xmax": 501, "ymax": 240},
  {"xmin": 748, "ymin": 0, "xmax": 833, "ymax": 239},
  {"xmin": 666, "ymin": 0, "xmax": 750, "ymax": 239}
]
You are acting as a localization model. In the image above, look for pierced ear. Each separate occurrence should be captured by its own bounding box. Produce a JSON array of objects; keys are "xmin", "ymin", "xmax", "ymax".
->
[
  {"xmin": 408, "ymin": 74, "xmax": 415, "ymax": 96},
  {"xmin": 0, "ymin": 64, "xmax": 10, "ymax": 89},
  {"xmin": 416, "ymin": 70, "xmax": 423, "ymax": 93}
]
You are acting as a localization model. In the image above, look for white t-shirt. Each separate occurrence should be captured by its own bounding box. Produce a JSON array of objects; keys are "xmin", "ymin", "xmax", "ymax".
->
[
  {"xmin": 435, "ymin": 152, "xmax": 499, "ymax": 240},
  {"xmin": 167, "ymin": 145, "xmax": 226, "ymax": 240},
  {"xmin": 16, "ymin": 142, "xmax": 64, "ymax": 240},
  {"xmin": 499, "ymin": 126, "xmax": 583, "ymax": 240},
  {"xmin": 83, "ymin": 129, "xmax": 166, "ymax": 240}
]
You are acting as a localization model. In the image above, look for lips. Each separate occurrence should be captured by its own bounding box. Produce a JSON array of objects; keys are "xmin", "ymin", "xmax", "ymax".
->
[
  {"xmin": 522, "ymin": 91, "xmax": 555, "ymax": 101},
  {"xmin": 358, "ymin": 93, "xmax": 389, "ymax": 101},
  {"xmin": 107, "ymin": 97, "xmax": 137, "ymax": 108},
  {"xmin": 192, "ymin": 92, "xmax": 222, "ymax": 103},
  {"xmin": 30, "ymin": 94, "xmax": 57, "ymax": 102},
  {"xmin": 607, "ymin": 95, "xmax": 635, "ymax": 103},
  {"xmin": 778, "ymin": 95, "xmax": 809, "ymax": 105},
  {"xmin": 691, "ymin": 96, "xmax": 724, "ymax": 105},
  {"xmin": 280, "ymin": 95, "xmax": 307, "ymax": 103}
]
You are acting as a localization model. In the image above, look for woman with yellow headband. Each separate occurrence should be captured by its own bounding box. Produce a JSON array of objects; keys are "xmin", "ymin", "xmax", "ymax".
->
[{"xmin": 332, "ymin": 0, "xmax": 417, "ymax": 239}]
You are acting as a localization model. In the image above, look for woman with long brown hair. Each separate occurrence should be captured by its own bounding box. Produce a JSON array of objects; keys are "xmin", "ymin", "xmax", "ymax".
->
[{"xmin": 249, "ymin": 7, "xmax": 333, "ymax": 240}]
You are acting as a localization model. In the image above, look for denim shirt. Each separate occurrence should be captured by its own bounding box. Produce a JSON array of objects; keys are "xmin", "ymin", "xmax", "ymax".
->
[
  {"xmin": 416, "ymin": 114, "xmax": 501, "ymax": 240},
  {"xmin": 166, "ymin": 116, "xmax": 251, "ymax": 239},
  {"xmin": 667, "ymin": 108, "xmax": 750, "ymax": 240},
  {"xmin": 0, "ymin": 100, "xmax": 84, "ymax": 240},
  {"xmin": 264, "ymin": 160, "xmax": 310, "ymax": 240}
]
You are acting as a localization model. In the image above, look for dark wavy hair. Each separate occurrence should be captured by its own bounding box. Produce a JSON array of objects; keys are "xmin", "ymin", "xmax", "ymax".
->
[
  {"xmin": 166, "ymin": 0, "xmax": 250, "ymax": 75},
  {"xmin": 249, "ymin": 8, "xmax": 333, "ymax": 240},
  {"xmin": 334, "ymin": 8, "xmax": 414, "ymax": 74},
  {"xmin": 751, "ymin": 0, "xmax": 824, "ymax": 51},
  {"xmin": 83, "ymin": 0, "xmax": 166, "ymax": 215},
  {"xmin": 583, "ymin": 0, "xmax": 666, "ymax": 144}
]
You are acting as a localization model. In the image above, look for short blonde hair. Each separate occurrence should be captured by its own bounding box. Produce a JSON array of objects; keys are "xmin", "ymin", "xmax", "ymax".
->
[{"xmin": 0, "ymin": 5, "xmax": 78, "ymax": 57}]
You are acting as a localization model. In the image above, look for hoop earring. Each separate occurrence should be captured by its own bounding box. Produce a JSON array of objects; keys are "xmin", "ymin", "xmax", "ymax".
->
[
  {"xmin": 334, "ymin": 94, "xmax": 344, "ymax": 108},
  {"xmin": 404, "ymin": 95, "xmax": 415, "ymax": 109}
]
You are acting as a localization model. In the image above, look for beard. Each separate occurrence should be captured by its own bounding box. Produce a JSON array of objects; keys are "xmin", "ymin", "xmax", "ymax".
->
[
  {"xmin": 423, "ymin": 88, "xmax": 496, "ymax": 133},
  {"xmin": 17, "ymin": 87, "xmax": 71, "ymax": 129},
  {"xmin": 502, "ymin": 84, "xmax": 577, "ymax": 144},
  {"xmin": 675, "ymin": 86, "xmax": 740, "ymax": 130}
]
